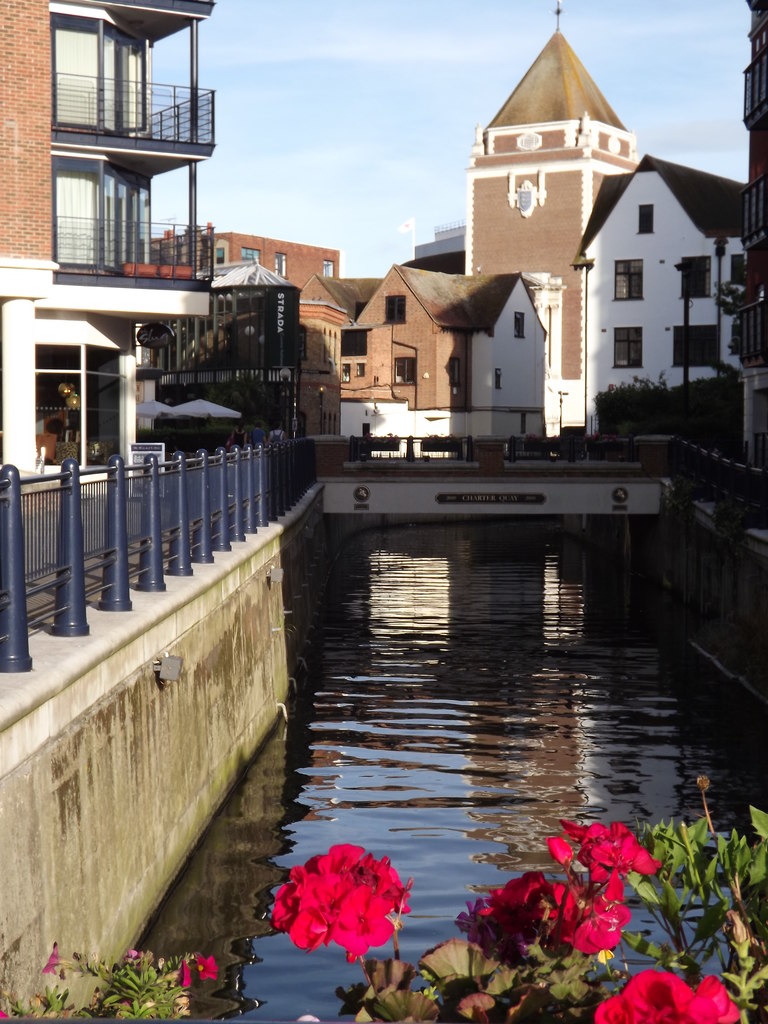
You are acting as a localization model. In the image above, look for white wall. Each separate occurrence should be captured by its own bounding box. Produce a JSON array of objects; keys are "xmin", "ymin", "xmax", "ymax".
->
[
  {"xmin": 585, "ymin": 172, "xmax": 743, "ymax": 429},
  {"xmin": 469, "ymin": 278, "xmax": 546, "ymax": 437}
]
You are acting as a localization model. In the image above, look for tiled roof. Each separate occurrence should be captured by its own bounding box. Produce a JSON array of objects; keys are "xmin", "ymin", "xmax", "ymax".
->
[
  {"xmin": 488, "ymin": 32, "xmax": 626, "ymax": 130},
  {"xmin": 304, "ymin": 277, "xmax": 381, "ymax": 321},
  {"xmin": 575, "ymin": 154, "xmax": 745, "ymax": 260},
  {"xmin": 394, "ymin": 266, "xmax": 523, "ymax": 331}
]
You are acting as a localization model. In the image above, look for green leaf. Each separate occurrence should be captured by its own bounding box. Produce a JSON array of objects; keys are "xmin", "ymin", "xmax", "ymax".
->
[
  {"xmin": 371, "ymin": 989, "xmax": 439, "ymax": 1022},
  {"xmin": 420, "ymin": 939, "xmax": 499, "ymax": 983},
  {"xmin": 750, "ymin": 805, "xmax": 768, "ymax": 839}
]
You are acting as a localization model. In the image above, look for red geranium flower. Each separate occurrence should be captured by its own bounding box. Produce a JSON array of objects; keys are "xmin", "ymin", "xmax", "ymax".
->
[{"xmin": 595, "ymin": 970, "xmax": 739, "ymax": 1024}]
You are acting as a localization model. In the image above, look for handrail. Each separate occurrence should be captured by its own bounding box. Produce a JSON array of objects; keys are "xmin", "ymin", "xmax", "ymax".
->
[
  {"xmin": 349, "ymin": 435, "xmax": 474, "ymax": 462},
  {"xmin": 0, "ymin": 440, "xmax": 316, "ymax": 673},
  {"xmin": 669, "ymin": 437, "xmax": 768, "ymax": 529}
]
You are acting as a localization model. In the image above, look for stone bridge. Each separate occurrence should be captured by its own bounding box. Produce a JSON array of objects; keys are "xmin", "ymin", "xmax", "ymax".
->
[{"xmin": 315, "ymin": 436, "xmax": 667, "ymax": 517}]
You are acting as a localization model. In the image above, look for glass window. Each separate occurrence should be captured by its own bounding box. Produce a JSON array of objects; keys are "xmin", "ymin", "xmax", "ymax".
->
[
  {"xmin": 615, "ymin": 260, "xmax": 643, "ymax": 300},
  {"xmin": 341, "ymin": 363, "xmax": 351, "ymax": 383},
  {"xmin": 673, "ymin": 324, "xmax": 718, "ymax": 366},
  {"xmin": 614, "ymin": 327, "xmax": 642, "ymax": 367},
  {"xmin": 681, "ymin": 256, "xmax": 711, "ymax": 298},
  {"xmin": 356, "ymin": 362, "xmax": 365, "ymax": 377},
  {"xmin": 448, "ymin": 357, "xmax": 460, "ymax": 385},
  {"xmin": 342, "ymin": 331, "xmax": 367, "ymax": 357},
  {"xmin": 53, "ymin": 21, "xmax": 98, "ymax": 125},
  {"xmin": 638, "ymin": 205, "xmax": 654, "ymax": 233},
  {"xmin": 394, "ymin": 357, "xmax": 415, "ymax": 383},
  {"xmin": 274, "ymin": 252, "xmax": 286, "ymax": 276},
  {"xmin": 494, "ymin": 368, "xmax": 502, "ymax": 389},
  {"xmin": 514, "ymin": 311, "xmax": 525, "ymax": 338},
  {"xmin": 242, "ymin": 247, "xmax": 260, "ymax": 262},
  {"xmin": 55, "ymin": 167, "xmax": 99, "ymax": 264},
  {"xmin": 216, "ymin": 247, "xmax": 225, "ymax": 264},
  {"xmin": 385, "ymin": 296, "xmax": 406, "ymax": 323},
  {"xmin": 323, "ymin": 260, "xmax": 334, "ymax": 276}
]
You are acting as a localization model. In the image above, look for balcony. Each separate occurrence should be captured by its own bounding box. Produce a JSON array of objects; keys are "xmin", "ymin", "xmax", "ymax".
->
[
  {"xmin": 740, "ymin": 297, "xmax": 767, "ymax": 363},
  {"xmin": 745, "ymin": 52, "xmax": 768, "ymax": 129},
  {"xmin": 53, "ymin": 75, "xmax": 215, "ymax": 169},
  {"xmin": 743, "ymin": 177, "xmax": 768, "ymax": 249},
  {"xmin": 53, "ymin": 217, "xmax": 214, "ymax": 282}
]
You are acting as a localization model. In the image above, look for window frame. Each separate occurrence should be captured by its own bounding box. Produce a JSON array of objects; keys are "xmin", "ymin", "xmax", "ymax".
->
[
  {"xmin": 613, "ymin": 326, "xmax": 643, "ymax": 367},
  {"xmin": 681, "ymin": 255, "xmax": 711, "ymax": 299},
  {"xmin": 673, "ymin": 324, "xmax": 718, "ymax": 366},
  {"xmin": 514, "ymin": 311, "xmax": 525, "ymax": 338},
  {"xmin": 394, "ymin": 356, "xmax": 415, "ymax": 383},
  {"xmin": 614, "ymin": 259, "xmax": 643, "ymax": 300},
  {"xmin": 385, "ymin": 295, "xmax": 406, "ymax": 323},
  {"xmin": 638, "ymin": 204, "xmax": 654, "ymax": 234}
]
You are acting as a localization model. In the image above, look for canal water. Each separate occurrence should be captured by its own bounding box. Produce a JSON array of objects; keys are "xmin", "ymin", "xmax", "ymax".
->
[{"xmin": 142, "ymin": 519, "xmax": 768, "ymax": 1020}]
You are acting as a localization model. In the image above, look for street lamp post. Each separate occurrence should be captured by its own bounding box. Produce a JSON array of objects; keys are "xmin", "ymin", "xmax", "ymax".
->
[
  {"xmin": 675, "ymin": 260, "xmax": 692, "ymax": 422},
  {"xmin": 558, "ymin": 390, "xmax": 568, "ymax": 435}
]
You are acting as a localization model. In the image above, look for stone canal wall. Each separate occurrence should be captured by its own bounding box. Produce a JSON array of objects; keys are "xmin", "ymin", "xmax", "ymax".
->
[{"xmin": 0, "ymin": 485, "xmax": 326, "ymax": 1001}]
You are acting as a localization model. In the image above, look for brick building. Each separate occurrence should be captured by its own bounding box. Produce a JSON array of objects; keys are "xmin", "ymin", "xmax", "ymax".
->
[
  {"xmin": 742, "ymin": 1, "xmax": 768, "ymax": 462},
  {"xmin": 214, "ymin": 232, "xmax": 343, "ymax": 288},
  {"xmin": 0, "ymin": 0, "xmax": 216, "ymax": 471},
  {"xmin": 307, "ymin": 265, "xmax": 563, "ymax": 438},
  {"xmin": 466, "ymin": 30, "xmax": 638, "ymax": 430}
]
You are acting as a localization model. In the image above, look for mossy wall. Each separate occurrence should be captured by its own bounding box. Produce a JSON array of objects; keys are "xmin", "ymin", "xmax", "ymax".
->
[{"xmin": 0, "ymin": 491, "xmax": 326, "ymax": 1002}]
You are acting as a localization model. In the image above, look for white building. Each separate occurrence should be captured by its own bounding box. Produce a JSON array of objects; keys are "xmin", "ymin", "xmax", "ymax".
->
[{"xmin": 575, "ymin": 155, "xmax": 744, "ymax": 433}]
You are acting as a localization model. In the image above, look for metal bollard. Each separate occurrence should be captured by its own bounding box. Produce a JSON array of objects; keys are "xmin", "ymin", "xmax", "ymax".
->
[
  {"xmin": 192, "ymin": 449, "xmax": 214, "ymax": 564},
  {"xmin": 53, "ymin": 458, "xmax": 90, "ymax": 636},
  {"xmin": 168, "ymin": 452, "xmax": 193, "ymax": 576},
  {"xmin": 211, "ymin": 447, "xmax": 231, "ymax": 552},
  {"xmin": 135, "ymin": 455, "xmax": 166, "ymax": 592},
  {"xmin": 99, "ymin": 454, "xmax": 133, "ymax": 611},
  {"xmin": 0, "ymin": 466, "xmax": 32, "ymax": 671}
]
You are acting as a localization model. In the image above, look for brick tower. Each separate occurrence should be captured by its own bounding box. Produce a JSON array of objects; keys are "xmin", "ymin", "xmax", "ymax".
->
[{"xmin": 466, "ymin": 29, "xmax": 637, "ymax": 430}]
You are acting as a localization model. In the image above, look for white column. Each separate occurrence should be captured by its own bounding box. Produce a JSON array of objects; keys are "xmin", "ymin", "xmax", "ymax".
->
[{"xmin": 2, "ymin": 298, "xmax": 38, "ymax": 471}]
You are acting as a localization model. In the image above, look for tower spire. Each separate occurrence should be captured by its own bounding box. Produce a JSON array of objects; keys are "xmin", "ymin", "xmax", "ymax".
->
[{"xmin": 555, "ymin": 0, "xmax": 562, "ymax": 32}]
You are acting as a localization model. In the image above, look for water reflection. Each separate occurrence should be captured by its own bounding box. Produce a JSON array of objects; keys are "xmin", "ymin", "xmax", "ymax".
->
[{"xmin": 143, "ymin": 520, "xmax": 768, "ymax": 1020}]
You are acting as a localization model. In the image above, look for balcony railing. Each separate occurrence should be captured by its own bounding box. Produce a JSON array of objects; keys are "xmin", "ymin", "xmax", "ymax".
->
[
  {"xmin": 745, "ymin": 52, "xmax": 768, "ymax": 130},
  {"xmin": 53, "ymin": 75, "xmax": 214, "ymax": 147},
  {"xmin": 742, "ymin": 177, "xmax": 768, "ymax": 249},
  {"xmin": 741, "ymin": 297, "xmax": 768, "ymax": 362},
  {"xmin": 54, "ymin": 217, "xmax": 214, "ymax": 280}
]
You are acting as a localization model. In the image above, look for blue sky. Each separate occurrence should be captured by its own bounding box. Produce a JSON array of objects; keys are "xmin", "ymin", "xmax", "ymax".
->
[{"xmin": 151, "ymin": 1, "xmax": 750, "ymax": 277}]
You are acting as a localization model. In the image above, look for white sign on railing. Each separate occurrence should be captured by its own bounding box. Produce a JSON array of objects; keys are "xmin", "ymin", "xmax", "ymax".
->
[{"xmin": 129, "ymin": 442, "xmax": 166, "ymax": 466}]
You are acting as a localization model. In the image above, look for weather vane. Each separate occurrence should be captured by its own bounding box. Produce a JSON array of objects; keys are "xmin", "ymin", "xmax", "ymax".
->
[{"xmin": 554, "ymin": 0, "xmax": 562, "ymax": 31}]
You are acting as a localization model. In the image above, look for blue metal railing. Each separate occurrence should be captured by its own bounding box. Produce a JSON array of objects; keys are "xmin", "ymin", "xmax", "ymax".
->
[{"xmin": 0, "ymin": 440, "xmax": 316, "ymax": 673}]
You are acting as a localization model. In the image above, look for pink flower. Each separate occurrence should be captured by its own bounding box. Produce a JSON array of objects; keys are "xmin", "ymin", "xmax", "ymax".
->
[
  {"xmin": 272, "ymin": 846, "xmax": 411, "ymax": 960},
  {"xmin": 179, "ymin": 960, "xmax": 191, "ymax": 987},
  {"xmin": 0, "ymin": 1011, "xmax": 8, "ymax": 1018},
  {"xmin": 332, "ymin": 885, "xmax": 396, "ymax": 960},
  {"xmin": 560, "ymin": 820, "xmax": 660, "ymax": 882},
  {"xmin": 595, "ymin": 971, "xmax": 739, "ymax": 1024},
  {"xmin": 546, "ymin": 835, "xmax": 573, "ymax": 866},
  {"xmin": 194, "ymin": 954, "xmax": 218, "ymax": 981},
  {"xmin": 42, "ymin": 943, "xmax": 60, "ymax": 975}
]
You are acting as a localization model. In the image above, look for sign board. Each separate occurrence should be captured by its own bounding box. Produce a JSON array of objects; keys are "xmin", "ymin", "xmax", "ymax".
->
[
  {"xmin": 265, "ymin": 286, "xmax": 299, "ymax": 369},
  {"xmin": 129, "ymin": 441, "xmax": 166, "ymax": 466}
]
